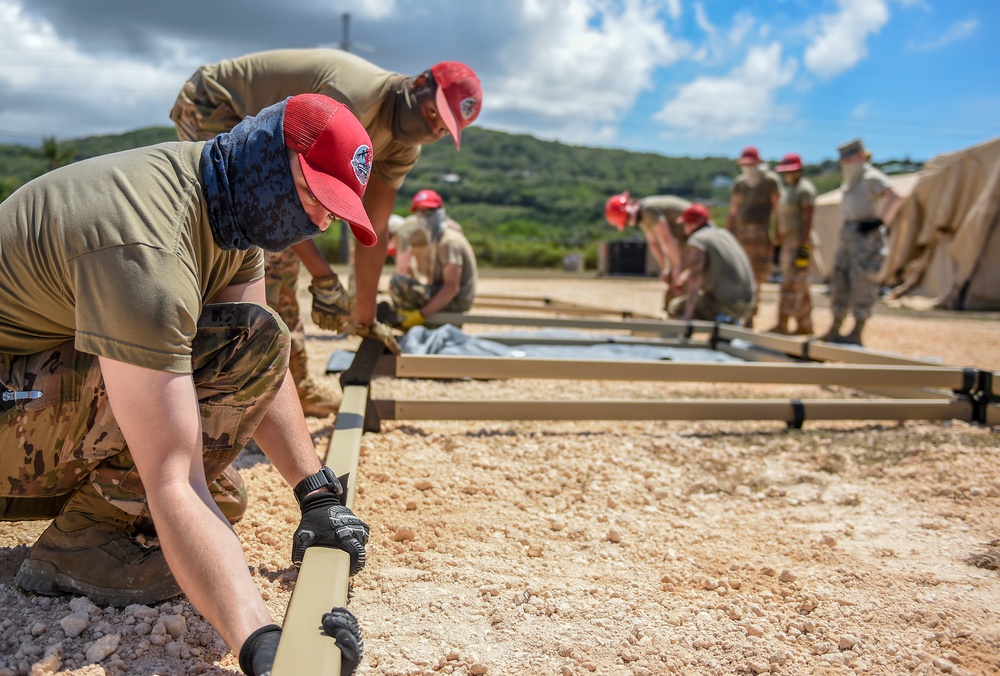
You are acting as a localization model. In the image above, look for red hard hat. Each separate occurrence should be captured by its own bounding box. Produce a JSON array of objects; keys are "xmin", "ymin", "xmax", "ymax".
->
[
  {"xmin": 410, "ymin": 189, "xmax": 444, "ymax": 212},
  {"xmin": 604, "ymin": 191, "xmax": 631, "ymax": 230}
]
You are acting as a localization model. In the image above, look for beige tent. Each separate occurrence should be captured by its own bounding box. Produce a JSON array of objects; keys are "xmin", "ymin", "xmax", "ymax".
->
[
  {"xmin": 809, "ymin": 173, "xmax": 920, "ymax": 284},
  {"xmin": 882, "ymin": 136, "xmax": 1000, "ymax": 311}
]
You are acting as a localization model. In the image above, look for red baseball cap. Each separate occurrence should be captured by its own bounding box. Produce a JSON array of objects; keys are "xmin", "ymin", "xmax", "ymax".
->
[
  {"xmin": 604, "ymin": 191, "xmax": 631, "ymax": 230},
  {"xmin": 430, "ymin": 62, "xmax": 482, "ymax": 150},
  {"xmin": 410, "ymin": 189, "xmax": 444, "ymax": 212},
  {"xmin": 775, "ymin": 152, "xmax": 803, "ymax": 172},
  {"xmin": 676, "ymin": 203, "xmax": 710, "ymax": 225},
  {"xmin": 737, "ymin": 146, "xmax": 762, "ymax": 165},
  {"xmin": 283, "ymin": 93, "xmax": 377, "ymax": 247}
]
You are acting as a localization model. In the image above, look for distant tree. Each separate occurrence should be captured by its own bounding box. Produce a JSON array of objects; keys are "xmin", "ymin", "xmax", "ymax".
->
[{"xmin": 40, "ymin": 136, "xmax": 76, "ymax": 172}]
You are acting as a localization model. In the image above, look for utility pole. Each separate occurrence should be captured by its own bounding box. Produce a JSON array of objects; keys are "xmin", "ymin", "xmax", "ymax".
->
[{"xmin": 338, "ymin": 12, "xmax": 352, "ymax": 264}]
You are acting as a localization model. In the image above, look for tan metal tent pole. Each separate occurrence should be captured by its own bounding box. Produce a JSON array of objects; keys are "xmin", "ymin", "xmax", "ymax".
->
[
  {"xmin": 388, "ymin": 355, "xmax": 972, "ymax": 391},
  {"xmin": 272, "ymin": 338, "xmax": 383, "ymax": 676},
  {"xmin": 374, "ymin": 398, "xmax": 975, "ymax": 423}
]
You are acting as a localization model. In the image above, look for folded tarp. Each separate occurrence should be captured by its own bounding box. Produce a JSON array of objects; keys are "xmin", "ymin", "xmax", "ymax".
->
[{"xmin": 327, "ymin": 324, "xmax": 743, "ymax": 373}]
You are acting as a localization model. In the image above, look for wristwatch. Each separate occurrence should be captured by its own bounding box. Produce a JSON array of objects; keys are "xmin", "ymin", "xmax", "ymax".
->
[{"xmin": 293, "ymin": 467, "xmax": 340, "ymax": 505}]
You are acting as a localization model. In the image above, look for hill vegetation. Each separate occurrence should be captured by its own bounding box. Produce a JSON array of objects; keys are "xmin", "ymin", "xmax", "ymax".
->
[{"xmin": 0, "ymin": 125, "xmax": 916, "ymax": 268}]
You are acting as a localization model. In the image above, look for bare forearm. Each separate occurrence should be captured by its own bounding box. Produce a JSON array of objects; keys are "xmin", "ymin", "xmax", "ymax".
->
[
  {"xmin": 151, "ymin": 484, "xmax": 270, "ymax": 651},
  {"xmin": 252, "ymin": 371, "xmax": 324, "ymax": 486},
  {"xmin": 421, "ymin": 283, "xmax": 460, "ymax": 317},
  {"xmin": 291, "ymin": 240, "xmax": 335, "ymax": 279}
]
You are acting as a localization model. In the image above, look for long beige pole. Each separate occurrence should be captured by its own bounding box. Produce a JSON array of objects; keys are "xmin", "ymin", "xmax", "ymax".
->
[{"xmin": 272, "ymin": 338, "xmax": 382, "ymax": 675}]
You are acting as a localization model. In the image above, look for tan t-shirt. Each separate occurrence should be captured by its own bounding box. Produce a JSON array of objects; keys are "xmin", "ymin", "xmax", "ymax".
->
[
  {"xmin": 186, "ymin": 49, "xmax": 420, "ymax": 189},
  {"xmin": 636, "ymin": 195, "xmax": 691, "ymax": 244},
  {"xmin": 841, "ymin": 165, "xmax": 891, "ymax": 222},
  {"xmin": 732, "ymin": 170, "xmax": 782, "ymax": 226},
  {"xmin": 0, "ymin": 143, "xmax": 263, "ymax": 373},
  {"xmin": 686, "ymin": 225, "xmax": 754, "ymax": 309},
  {"xmin": 777, "ymin": 177, "xmax": 816, "ymax": 237},
  {"xmin": 429, "ymin": 222, "xmax": 477, "ymax": 311}
]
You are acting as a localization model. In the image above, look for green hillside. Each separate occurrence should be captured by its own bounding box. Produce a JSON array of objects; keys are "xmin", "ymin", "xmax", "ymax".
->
[{"xmin": 0, "ymin": 125, "xmax": 909, "ymax": 268}]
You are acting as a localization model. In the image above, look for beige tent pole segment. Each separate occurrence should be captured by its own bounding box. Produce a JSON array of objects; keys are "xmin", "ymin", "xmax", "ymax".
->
[
  {"xmin": 374, "ymin": 398, "xmax": 975, "ymax": 424},
  {"xmin": 272, "ymin": 338, "xmax": 384, "ymax": 676}
]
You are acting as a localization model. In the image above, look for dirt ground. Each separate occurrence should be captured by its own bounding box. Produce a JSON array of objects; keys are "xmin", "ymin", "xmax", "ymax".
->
[{"xmin": 1, "ymin": 270, "xmax": 999, "ymax": 676}]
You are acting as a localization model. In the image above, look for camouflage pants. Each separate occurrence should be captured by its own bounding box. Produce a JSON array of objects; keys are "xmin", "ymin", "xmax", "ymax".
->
[
  {"xmin": 264, "ymin": 249, "xmax": 313, "ymax": 392},
  {"xmin": 666, "ymin": 293, "xmax": 751, "ymax": 324},
  {"xmin": 777, "ymin": 241, "xmax": 813, "ymax": 327},
  {"xmin": 733, "ymin": 222, "xmax": 773, "ymax": 319},
  {"xmin": 169, "ymin": 70, "xmax": 243, "ymax": 142},
  {"xmin": 0, "ymin": 302, "xmax": 289, "ymax": 524},
  {"xmin": 389, "ymin": 275, "xmax": 472, "ymax": 313},
  {"xmin": 829, "ymin": 223, "xmax": 885, "ymax": 323}
]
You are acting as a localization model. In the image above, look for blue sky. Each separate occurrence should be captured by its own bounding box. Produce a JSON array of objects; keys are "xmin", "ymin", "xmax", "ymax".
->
[{"xmin": 0, "ymin": 0, "xmax": 996, "ymax": 164}]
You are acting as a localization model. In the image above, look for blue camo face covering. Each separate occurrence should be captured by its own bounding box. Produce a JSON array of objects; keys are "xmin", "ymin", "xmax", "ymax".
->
[{"xmin": 200, "ymin": 99, "xmax": 321, "ymax": 252}]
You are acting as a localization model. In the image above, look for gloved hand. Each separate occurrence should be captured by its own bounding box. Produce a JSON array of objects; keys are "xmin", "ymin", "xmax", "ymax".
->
[
  {"xmin": 397, "ymin": 308, "xmax": 426, "ymax": 330},
  {"xmin": 309, "ymin": 274, "xmax": 352, "ymax": 333},
  {"xmin": 239, "ymin": 624, "xmax": 282, "ymax": 676},
  {"xmin": 793, "ymin": 244, "xmax": 810, "ymax": 268},
  {"xmin": 322, "ymin": 608, "xmax": 364, "ymax": 676},
  {"xmin": 292, "ymin": 492, "xmax": 370, "ymax": 575},
  {"xmin": 355, "ymin": 320, "xmax": 402, "ymax": 355}
]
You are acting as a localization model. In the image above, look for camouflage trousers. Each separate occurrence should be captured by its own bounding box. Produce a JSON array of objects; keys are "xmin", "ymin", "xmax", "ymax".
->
[
  {"xmin": 169, "ymin": 70, "xmax": 243, "ymax": 142},
  {"xmin": 733, "ymin": 222, "xmax": 773, "ymax": 320},
  {"xmin": 666, "ymin": 292, "xmax": 751, "ymax": 324},
  {"xmin": 0, "ymin": 302, "xmax": 289, "ymax": 524},
  {"xmin": 264, "ymin": 249, "xmax": 314, "ymax": 392},
  {"xmin": 777, "ymin": 241, "xmax": 813, "ymax": 327},
  {"xmin": 829, "ymin": 222, "xmax": 885, "ymax": 323},
  {"xmin": 389, "ymin": 275, "xmax": 472, "ymax": 313}
]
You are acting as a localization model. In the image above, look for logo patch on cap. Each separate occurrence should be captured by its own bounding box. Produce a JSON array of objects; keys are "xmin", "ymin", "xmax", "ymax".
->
[
  {"xmin": 352, "ymin": 145, "xmax": 372, "ymax": 186},
  {"xmin": 459, "ymin": 97, "xmax": 478, "ymax": 121}
]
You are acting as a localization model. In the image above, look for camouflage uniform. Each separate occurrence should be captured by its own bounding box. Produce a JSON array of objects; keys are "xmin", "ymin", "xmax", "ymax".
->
[
  {"xmin": 775, "ymin": 177, "xmax": 816, "ymax": 333},
  {"xmin": 0, "ymin": 303, "xmax": 288, "ymax": 524},
  {"xmin": 263, "ymin": 249, "xmax": 312, "ymax": 393},
  {"xmin": 828, "ymin": 223, "xmax": 885, "ymax": 324},
  {"xmin": 730, "ymin": 170, "xmax": 782, "ymax": 322}
]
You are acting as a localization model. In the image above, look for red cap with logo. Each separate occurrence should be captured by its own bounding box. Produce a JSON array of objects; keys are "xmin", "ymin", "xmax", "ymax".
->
[
  {"xmin": 676, "ymin": 203, "xmax": 711, "ymax": 225},
  {"xmin": 737, "ymin": 146, "xmax": 762, "ymax": 165},
  {"xmin": 775, "ymin": 152, "xmax": 803, "ymax": 172},
  {"xmin": 283, "ymin": 93, "xmax": 376, "ymax": 247},
  {"xmin": 410, "ymin": 189, "xmax": 444, "ymax": 212},
  {"xmin": 430, "ymin": 62, "xmax": 482, "ymax": 151}
]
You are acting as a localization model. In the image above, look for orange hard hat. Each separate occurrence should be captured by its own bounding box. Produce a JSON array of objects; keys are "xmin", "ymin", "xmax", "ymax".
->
[
  {"xmin": 604, "ymin": 191, "xmax": 631, "ymax": 230},
  {"xmin": 410, "ymin": 189, "xmax": 444, "ymax": 212}
]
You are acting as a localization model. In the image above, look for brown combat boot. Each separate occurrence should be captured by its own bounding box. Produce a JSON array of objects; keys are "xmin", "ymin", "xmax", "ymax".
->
[
  {"xmin": 764, "ymin": 315, "xmax": 790, "ymax": 334},
  {"xmin": 15, "ymin": 487, "xmax": 181, "ymax": 607},
  {"xmin": 794, "ymin": 318, "xmax": 814, "ymax": 335},
  {"xmin": 298, "ymin": 380, "xmax": 342, "ymax": 418},
  {"xmin": 819, "ymin": 318, "xmax": 843, "ymax": 343},
  {"xmin": 839, "ymin": 319, "xmax": 866, "ymax": 346}
]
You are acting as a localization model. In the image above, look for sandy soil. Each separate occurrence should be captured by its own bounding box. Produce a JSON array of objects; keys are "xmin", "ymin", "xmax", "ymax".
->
[{"xmin": 1, "ymin": 271, "xmax": 998, "ymax": 676}]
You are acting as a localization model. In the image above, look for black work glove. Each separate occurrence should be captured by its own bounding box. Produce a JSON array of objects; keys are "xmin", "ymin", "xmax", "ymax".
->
[
  {"xmin": 239, "ymin": 624, "xmax": 282, "ymax": 676},
  {"xmin": 857, "ymin": 219, "xmax": 883, "ymax": 234},
  {"xmin": 292, "ymin": 492, "xmax": 370, "ymax": 575},
  {"xmin": 355, "ymin": 320, "xmax": 402, "ymax": 356},
  {"xmin": 322, "ymin": 607, "xmax": 364, "ymax": 675},
  {"xmin": 309, "ymin": 274, "xmax": 352, "ymax": 333}
]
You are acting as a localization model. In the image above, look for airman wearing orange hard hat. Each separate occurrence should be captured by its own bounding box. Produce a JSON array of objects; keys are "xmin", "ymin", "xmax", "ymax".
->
[{"xmin": 604, "ymin": 191, "xmax": 692, "ymax": 312}]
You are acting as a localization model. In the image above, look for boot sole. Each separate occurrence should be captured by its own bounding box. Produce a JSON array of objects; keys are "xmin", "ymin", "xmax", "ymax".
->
[{"xmin": 15, "ymin": 558, "xmax": 182, "ymax": 607}]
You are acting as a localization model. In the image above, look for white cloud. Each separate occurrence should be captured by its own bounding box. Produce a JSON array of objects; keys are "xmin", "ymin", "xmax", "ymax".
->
[
  {"xmin": 851, "ymin": 102, "xmax": 870, "ymax": 119},
  {"xmin": 803, "ymin": 0, "xmax": 889, "ymax": 79},
  {"xmin": 487, "ymin": 0, "xmax": 689, "ymax": 145},
  {"xmin": 654, "ymin": 42, "xmax": 797, "ymax": 140},
  {"xmin": 907, "ymin": 18, "xmax": 978, "ymax": 52}
]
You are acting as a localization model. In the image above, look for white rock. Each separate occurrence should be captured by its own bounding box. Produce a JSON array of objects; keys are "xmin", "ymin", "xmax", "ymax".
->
[
  {"xmin": 85, "ymin": 633, "xmax": 120, "ymax": 662},
  {"xmin": 59, "ymin": 611, "xmax": 90, "ymax": 639}
]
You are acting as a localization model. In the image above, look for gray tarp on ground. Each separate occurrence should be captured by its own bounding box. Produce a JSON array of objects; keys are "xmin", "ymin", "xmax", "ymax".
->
[{"xmin": 327, "ymin": 324, "xmax": 744, "ymax": 373}]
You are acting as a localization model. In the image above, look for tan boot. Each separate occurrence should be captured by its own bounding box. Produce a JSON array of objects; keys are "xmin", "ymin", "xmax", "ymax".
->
[
  {"xmin": 298, "ymin": 380, "xmax": 342, "ymax": 418},
  {"xmin": 819, "ymin": 318, "xmax": 843, "ymax": 342},
  {"xmin": 764, "ymin": 315, "xmax": 790, "ymax": 334},
  {"xmin": 16, "ymin": 485, "xmax": 181, "ymax": 607},
  {"xmin": 840, "ymin": 319, "xmax": 866, "ymax": 345}
]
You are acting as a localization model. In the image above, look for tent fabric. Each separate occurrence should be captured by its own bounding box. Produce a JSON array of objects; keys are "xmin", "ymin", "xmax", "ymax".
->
[{"xmin": 882, "ymin": 136, "xmax": 1000, "ymax": 311}]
